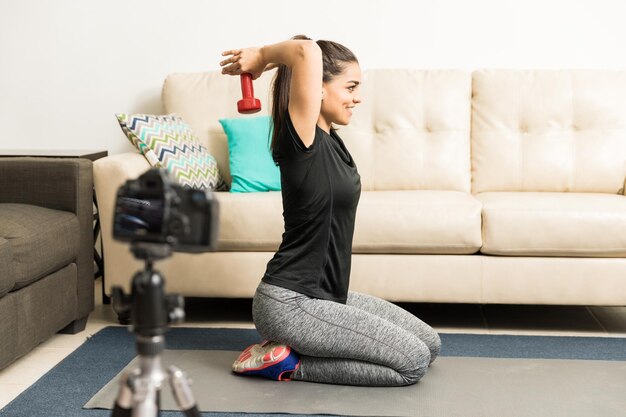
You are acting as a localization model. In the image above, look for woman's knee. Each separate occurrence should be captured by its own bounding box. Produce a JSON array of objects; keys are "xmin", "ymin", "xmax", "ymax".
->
[
  {"xmin": 398, "ymin": 349, "xmax": 431, "ymax": 385},
  {"xmin": 397, "ymin": 338, "xmax": 432, "ymax": 385}
]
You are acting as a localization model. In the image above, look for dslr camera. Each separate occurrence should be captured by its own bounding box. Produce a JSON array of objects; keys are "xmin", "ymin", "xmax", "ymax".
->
[{"xmin": 113, "ymin": 168, "xmax": 219, "ymax": 253}]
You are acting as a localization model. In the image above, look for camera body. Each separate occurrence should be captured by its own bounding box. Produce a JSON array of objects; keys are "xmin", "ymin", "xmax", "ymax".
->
[{"xmin": 113, "ymin": 168, "xmax": 219, "ymax": 253}]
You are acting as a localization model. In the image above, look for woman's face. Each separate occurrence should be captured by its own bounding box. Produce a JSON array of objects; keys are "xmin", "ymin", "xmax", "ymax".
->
[{"xmin": 320, "ymin": 61, "xmax": 362, "ymax": 127}]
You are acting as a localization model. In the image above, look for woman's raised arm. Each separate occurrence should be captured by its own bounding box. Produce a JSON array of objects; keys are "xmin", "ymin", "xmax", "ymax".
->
[{"xmin": 220, "ymin": 39, "xmax": 323, "ymax": 148}]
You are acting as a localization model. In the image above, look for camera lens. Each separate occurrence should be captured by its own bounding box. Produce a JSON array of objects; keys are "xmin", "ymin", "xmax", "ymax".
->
[{"xmin": 191, "ymin": 190, "xmax": 206, "ymax": 207}]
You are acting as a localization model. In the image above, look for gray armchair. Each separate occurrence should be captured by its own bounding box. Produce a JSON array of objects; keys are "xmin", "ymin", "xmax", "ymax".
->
[{"xmin": 0, "ymin": 157, "xmax": 94, "ymax": 370}]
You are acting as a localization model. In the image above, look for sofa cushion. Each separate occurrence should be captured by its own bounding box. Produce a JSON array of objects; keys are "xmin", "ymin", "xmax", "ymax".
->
[
  {"xmin": 478, "ymin": 192, "xmax": 626, "ymax": 256},
  {"xmin": 215, "ymin": 190, "xmax": 483, "ymax": 254},
  {"xmin": 472, "ymin": 70, "xmax": 626, "ymax": 194},
  {"xmin": 0, "ymin": 204, "xmax": 79, "ymax": 290},
  {"xmin": 218, "ymin": 116, "xmax": 280, "ymax": 193},
  {"xmin": 353, "ymin": 191, "xmax": 482, "ymax": 254},
  {"xmin": 214, "ymin": 191, "xmax": 283, "ymax": 251},
  {"xmin": 339, "ymin": 69, "xmax": 473, "ymax": 193}
]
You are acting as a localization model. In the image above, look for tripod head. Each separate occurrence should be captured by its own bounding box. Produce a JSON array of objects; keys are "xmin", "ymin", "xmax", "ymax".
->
[
  {"xmin": 130, "ymin": 242, "xmax": 173, "ymax": 263},
  {"xmin": 112, "ymin": 242, "xmax": 184, "ymax": 342}
]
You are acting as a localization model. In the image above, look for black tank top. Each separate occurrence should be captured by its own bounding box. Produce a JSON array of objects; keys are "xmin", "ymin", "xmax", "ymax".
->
[{"xmin": 261, "ymin": 110, "xmax": 361, "ymax": 304}]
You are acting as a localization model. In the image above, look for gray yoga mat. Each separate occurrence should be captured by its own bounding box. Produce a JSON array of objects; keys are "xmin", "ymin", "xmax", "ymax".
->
[{"xmin": 85, "ymin": 350, "xmax": 626, "ymax": 417}]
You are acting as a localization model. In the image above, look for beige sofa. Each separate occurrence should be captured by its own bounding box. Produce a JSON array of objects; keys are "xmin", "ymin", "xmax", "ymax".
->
[{"xmin": 94, "ymin": 69, "xmax": 626, "ymax": 317}]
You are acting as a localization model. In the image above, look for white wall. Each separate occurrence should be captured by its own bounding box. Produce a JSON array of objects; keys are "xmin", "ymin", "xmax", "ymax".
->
[{"xmin": 1, "ymin": 0, "xmax": 625, "ymax": 155}]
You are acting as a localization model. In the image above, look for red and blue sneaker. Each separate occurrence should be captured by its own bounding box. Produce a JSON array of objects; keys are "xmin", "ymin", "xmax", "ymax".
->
[{"xmin": 232, "ymin": 340, "xmax": 300, "ymax": 381}]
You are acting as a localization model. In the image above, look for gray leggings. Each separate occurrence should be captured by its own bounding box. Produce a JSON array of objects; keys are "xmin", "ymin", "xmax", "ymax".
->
[{"xmin": 252, "ymin": 281, "xmax": 441, "ymax": 386}]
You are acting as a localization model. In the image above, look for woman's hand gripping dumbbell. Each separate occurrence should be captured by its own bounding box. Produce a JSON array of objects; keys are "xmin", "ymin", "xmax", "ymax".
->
[{"xmin": 220, "ymin": 47, "xmax": 279, "ymax": 114}]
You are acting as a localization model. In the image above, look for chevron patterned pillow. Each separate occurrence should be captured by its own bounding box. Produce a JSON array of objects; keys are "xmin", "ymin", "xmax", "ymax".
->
[{"xmin": 116, "ymin": 113, "xmax": 228, "ymax": 191}]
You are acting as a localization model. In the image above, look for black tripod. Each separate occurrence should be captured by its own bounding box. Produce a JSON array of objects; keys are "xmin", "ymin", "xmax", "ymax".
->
[{"xmin": 111, "ymin": 243, "xmax": 200, "ymax": 417}]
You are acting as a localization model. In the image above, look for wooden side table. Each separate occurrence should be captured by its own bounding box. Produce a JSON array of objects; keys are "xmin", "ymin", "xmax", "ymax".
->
[
  {"xmin": 0, "ymin": 149, "xmax": 109, "ymax": 302},
  {"xmin": 0, "ymin": 149, "xmax": 108, "ymax": 160}
]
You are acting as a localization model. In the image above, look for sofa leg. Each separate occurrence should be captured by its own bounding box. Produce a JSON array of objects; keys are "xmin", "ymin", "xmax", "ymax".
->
[
  {"xmin": 59, "ymin": 315, "xmax": 89, "ymax": 334},
  {"xmin": 115, "ymin": 309, "xmax": 131, "ymax": 325},
  {"xmin": 107, "ymin": 287, "xmax": 131, "ymax": 324}
]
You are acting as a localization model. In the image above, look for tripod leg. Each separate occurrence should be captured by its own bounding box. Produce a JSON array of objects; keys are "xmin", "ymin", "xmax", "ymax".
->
[
  {"xmin": 168, "ymin": 366, "xmax": 201, "ymax": 417},
  {"xmin": 131, "ymin": 377, "xmax": 159, "ymax": 417},
  {"xmin": 111, "ymin": 371, "xmax": 133, "ymax": 417}
]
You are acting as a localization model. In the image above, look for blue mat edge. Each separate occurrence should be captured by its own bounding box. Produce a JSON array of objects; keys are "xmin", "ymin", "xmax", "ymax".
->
[{"xmin": 2, "ymin": 326, "xmax": 625, "ymax": 417}]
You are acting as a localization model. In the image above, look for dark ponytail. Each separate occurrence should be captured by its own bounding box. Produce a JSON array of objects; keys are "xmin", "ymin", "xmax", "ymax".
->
[{"xmin": 269, "ymin": 35, "xmax": 358, "ymax": 161}]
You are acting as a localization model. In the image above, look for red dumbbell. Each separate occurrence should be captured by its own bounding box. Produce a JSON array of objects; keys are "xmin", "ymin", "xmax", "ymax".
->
[{"xmin": 237, "ymin": 73, "xmax": 261, "ymax": 114}]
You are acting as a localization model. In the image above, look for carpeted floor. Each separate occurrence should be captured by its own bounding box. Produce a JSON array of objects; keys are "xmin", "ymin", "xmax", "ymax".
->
[{"xmin": 1, "ymin": 326, "xmax": 625, "ymax": 417}]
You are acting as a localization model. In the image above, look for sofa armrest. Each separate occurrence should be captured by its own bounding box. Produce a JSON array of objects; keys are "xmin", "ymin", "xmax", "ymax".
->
[
  {"xmin": 0, "ymin": 157, "xmax": 94, "ymax": 317},
  {"xmin": 93, "ymin": 152, "xmax": 150, "ymax": 283},
  {"xmin": 0, "ymin": 157, "xmax": 92, "ymax": 212},
  {"xmin": 93, "ymin": 152, "xmax": 150, "ymax": 221}
]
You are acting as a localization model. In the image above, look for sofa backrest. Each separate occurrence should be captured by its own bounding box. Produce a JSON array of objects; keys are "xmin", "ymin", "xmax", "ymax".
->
[
  {"xmin": 163, "ymin": 69, "xmax": 473, "ymax": 192},
  {"xmin": 472, "ymin": 70, "xmax": 626, "ymax": 194}
]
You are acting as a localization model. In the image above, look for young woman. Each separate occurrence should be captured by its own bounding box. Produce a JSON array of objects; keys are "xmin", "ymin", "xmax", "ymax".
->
[{"xmin": 219, "ymin": 35, "xmax": 441, "ymax": 386}]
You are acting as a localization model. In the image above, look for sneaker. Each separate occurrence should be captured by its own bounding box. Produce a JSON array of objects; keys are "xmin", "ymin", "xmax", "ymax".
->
[{"xmin": 232, "ymin": 340, "xmax": 300, "ymax": 381}]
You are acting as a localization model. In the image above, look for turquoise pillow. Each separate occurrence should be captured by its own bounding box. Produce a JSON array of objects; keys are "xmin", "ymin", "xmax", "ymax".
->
[{"xmin": 219, "ymin": 116, "xmax": 280, "ymax": 193}]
